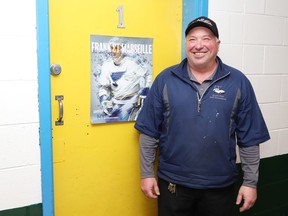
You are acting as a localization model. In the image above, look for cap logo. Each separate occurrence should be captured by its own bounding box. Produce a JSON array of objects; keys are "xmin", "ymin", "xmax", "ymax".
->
[{"xmin": 193, "ymin": 18, "xmax": 213, "ymax": 27}]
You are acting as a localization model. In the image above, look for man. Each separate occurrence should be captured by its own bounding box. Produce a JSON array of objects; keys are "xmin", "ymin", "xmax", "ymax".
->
[
  {"xmin": 134, "ymin": 16, "xmax": 270, "ymax": 216},
  {"xmin": 98, "ymin": 37, "xmax": 151, "ymax": 122}
]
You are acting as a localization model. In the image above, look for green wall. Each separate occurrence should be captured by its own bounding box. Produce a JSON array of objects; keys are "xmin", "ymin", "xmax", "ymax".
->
[
  {"xmin": 0, "ymin": 204, "xmax": 42, "ymax": 216},
  {"xmin": 1, "ymin": 154, "xmax": 288, "ymax": 216},
  {"xmin": 237, "ymin": 154, "xmax": 288, "ymax": 216}
]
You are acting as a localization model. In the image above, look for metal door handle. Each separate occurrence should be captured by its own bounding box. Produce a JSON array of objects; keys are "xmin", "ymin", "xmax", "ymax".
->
[
  {"xmin": 55, "ymin": 95, "xmax": 64, "ymax": 125},
  {"xmin": 50, "ymin": 64, "xmax": 62, "ymax": 76}
]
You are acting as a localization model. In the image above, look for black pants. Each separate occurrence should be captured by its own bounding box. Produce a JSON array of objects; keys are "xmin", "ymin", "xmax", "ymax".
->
[{"xmin": 158, "ymin": 178, "xmax": 237, "ymax": 216}]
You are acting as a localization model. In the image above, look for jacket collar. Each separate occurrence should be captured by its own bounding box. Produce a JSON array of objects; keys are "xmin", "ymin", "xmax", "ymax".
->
[{"xmin": 171, "ymin": 56, "xmax": 230, "ymax": 82}]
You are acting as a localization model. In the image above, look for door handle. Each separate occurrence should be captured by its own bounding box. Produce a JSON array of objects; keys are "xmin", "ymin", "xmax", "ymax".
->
[
  {"xmin": 55, "ymin": 95, "xmax": 64, "ymax": 126},
  {"xmin": 50, "ymin": 64, "xmax": 62, "ymax": 76}
]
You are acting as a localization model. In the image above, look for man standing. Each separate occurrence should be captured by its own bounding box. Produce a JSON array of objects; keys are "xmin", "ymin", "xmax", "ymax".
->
[{"xmin": 134, "ymin": 16, "xmax": 270, "ymax": 216}]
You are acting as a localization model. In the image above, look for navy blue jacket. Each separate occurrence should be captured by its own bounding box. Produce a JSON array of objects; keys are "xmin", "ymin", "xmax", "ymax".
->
[{"xmin": 135, "ymin": 57, "xmax": 270, "ymax": 189}]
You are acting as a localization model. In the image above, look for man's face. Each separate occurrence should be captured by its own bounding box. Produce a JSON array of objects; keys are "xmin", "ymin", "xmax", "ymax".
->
[
  {"xmin": 110, "ymin": 44, "xmax": 123, "ymax": 65},
  {"xmin": 185, "ymin": 26, "xmax": 220, "ymax": 71}
]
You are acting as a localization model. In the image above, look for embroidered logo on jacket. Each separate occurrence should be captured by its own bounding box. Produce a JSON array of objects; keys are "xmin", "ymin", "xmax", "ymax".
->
[
  {"xmin": 213, "ymin": 87, "xmax": 225, "ymax": 94},
  {"xmin": 210, "ymin": 86, "xmax": 226, "ymax": 101}
]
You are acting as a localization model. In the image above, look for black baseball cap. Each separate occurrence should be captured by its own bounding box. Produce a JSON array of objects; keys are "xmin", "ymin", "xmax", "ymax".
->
[{"xmin": 185, "ymin": 16, "xmax": 219, "ymax": 38}]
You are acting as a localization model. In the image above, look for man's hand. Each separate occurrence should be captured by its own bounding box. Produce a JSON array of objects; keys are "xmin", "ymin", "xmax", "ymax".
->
[
  {"xmin": 236, "ymin": 185, "xmax": 257, "ymax": 212},
  {"xmin": 141, "ymin": 177, "xmax": 160, "ymax": 199}
]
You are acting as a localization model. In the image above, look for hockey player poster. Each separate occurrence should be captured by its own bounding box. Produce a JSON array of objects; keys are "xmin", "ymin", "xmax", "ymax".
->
[{"xmin": 90, "ymin": 35, "xmax": 153, "ymax": 124}]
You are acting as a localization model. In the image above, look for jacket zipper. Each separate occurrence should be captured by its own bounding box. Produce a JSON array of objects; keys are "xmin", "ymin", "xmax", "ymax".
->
[
  {"xmin": 196, "ymin": 73, "xmax": 230, "ymax": 113},
  {"xmin": 197, "ymin": 94, "xmax": 202, "ymax": 112}
]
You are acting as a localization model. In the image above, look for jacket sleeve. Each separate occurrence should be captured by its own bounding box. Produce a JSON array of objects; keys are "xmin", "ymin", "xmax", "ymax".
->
[
  {"xmin": 236, "ymin": 77, "xmax": 270, "ymax": 147},
  {"xmin": 134, "ymin": 75, "xmax": 164, "ymax": 139}
]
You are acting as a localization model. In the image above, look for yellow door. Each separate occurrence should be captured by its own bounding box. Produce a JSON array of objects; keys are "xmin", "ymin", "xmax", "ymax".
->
[{"xmin": 49, "ymin": 1, "xmax": 182, "ymax": 215}]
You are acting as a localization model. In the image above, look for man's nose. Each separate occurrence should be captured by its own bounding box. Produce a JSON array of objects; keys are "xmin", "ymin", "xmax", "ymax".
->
[{"xmin": 195, "ymin": 39, "xmax": 204, "ymax": 49}]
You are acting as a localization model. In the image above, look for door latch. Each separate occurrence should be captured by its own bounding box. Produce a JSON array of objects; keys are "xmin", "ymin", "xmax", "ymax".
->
[{"xmin": 55, "ymin": 95, "xmax": 64, "ymax": 126}]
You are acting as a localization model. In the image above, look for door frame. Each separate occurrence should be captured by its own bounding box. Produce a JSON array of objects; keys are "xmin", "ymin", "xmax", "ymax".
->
[{"xmin": 36, "ymin": 0, "xmax": 208, "ymax": 215}]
